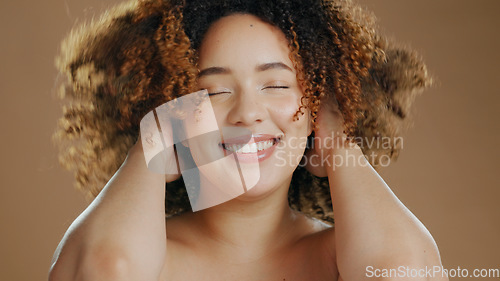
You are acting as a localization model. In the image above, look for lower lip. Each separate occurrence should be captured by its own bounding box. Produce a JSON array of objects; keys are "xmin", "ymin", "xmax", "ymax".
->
[{"xmin": 221, "ymin": 140, "xmax": 279, "ymax": 164}]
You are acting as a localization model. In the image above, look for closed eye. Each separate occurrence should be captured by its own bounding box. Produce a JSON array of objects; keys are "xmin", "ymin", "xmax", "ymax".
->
[
  {"xmin": 208, "ymin": 91, "xmax": 231, "ymax": 96},
  {"xmin": 201, "ymin": 87, "xmax": 231, "ymax": 96},
  {"xmin": 263, "ymin": 86, "xmax": 289, "ymax": 90}
]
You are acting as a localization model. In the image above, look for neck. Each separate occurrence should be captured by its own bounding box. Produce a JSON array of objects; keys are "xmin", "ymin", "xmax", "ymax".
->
[{"xmin": 191, "ymin": 176, "xmax": 299, "ymax": 261}]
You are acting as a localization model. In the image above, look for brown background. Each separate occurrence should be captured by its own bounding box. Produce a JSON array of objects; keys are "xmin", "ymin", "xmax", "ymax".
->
[{"xmin": 1, "ymin": 0, "xmax": 498, "ymax": 280}]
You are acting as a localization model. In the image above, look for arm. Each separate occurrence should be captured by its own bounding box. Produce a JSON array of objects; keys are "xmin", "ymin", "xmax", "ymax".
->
[
  {"xmin": 305, "ymin": 100, "xmax": 447, "ymax": 281},
  {"xmin": 49, "ymin": 135, "xmax": 176, "ymax": 281},
  {"xmin": 328, "ymin": 145, "xmax": 447, "ymax": 281}
]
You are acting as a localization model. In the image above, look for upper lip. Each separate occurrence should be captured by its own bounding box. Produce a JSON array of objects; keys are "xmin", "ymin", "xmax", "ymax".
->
[{"xmin": 221, "ymin": 134, "xmax": 282, "ymax": 145}]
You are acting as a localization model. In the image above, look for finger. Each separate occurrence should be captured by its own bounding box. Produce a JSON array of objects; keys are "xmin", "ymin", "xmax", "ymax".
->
[{"xmin": 139, "ymin": 106, "xmax": 179, "ymax": 175}]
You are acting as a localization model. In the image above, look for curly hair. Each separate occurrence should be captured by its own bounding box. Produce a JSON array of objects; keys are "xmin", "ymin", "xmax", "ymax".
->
[{"xmin": 53, "ymin": 0, "xmax": 431, "ymax": 225}]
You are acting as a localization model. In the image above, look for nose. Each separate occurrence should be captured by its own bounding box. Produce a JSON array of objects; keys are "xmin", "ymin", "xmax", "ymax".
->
[{"xmin": 226, "ymin": 89, "xmax": 266, "ymax": 126}]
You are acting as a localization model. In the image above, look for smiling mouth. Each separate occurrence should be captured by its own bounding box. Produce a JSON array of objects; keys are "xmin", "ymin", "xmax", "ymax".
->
[{"xmin": 219, "ymin": 135, "xmax": 282, "ymax": 154}]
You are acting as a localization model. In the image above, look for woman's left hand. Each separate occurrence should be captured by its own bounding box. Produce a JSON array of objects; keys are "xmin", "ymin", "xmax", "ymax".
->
[{"xmin": 302, "ymin": 94, "xmax": 346, "ymax": 177}]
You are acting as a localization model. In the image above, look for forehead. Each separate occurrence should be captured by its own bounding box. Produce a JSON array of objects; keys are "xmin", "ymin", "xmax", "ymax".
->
[{"xmin": 197, "ymin": 14, "xmax": 293, "ymax": 69}]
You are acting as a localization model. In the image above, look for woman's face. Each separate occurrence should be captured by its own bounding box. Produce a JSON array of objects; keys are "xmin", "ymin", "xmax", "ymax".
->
[{"xmin": 186, "ymin": 13, "xmax": 312, "ymax": 202}]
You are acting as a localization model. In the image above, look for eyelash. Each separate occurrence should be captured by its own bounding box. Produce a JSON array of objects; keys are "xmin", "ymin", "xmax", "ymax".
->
[
  {"xmin": 207, "ymin": 86, "xmax": 289, "ymax": 96},
  {"xmin": 264, "ymin": 86, "xmax": 289, "ymax": 90},
  {"xmin": 208, "ymin": 91, "xmax": 230, "ymax": 96}
]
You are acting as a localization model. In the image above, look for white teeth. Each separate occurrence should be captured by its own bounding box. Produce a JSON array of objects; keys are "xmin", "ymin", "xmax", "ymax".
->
[
  {"xmin": 241, "ymin": 144, "xmax": 251, "ymax": 153},
  {"xmin": 250, "ymin": 143, "xmax": 257, "ymax": 152},
  {"xmin": 224, "ymin": 139, "xmax": 275, "ymax": 153}
]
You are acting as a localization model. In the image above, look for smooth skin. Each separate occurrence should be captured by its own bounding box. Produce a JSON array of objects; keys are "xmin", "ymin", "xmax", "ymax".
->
[{"xmin": 49, "ymin": 14, "xmax": 447, "ymax": 281}]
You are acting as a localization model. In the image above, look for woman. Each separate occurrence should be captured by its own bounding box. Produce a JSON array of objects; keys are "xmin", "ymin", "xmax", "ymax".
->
[{"xmin": 50, "ymin": 0, "xmax": 447, "ymax": 280}]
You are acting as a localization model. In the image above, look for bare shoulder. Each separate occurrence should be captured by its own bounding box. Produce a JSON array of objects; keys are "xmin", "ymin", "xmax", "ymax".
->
[
  {"xmin": 294, "ymin": 211, "xmax": 336, "ymax": 257},
  {"xmin": 290, "ymin": 211, "xmax": 338, "ymax": 279}
]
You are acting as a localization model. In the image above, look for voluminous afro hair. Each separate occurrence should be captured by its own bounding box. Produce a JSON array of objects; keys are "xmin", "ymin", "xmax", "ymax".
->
[{"xmin": 53, "ymin": 0, "xmax": 431, "ymax": 225}]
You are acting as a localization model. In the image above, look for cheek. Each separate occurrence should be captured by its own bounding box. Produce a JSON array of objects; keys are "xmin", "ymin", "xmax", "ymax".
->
[
  {"xmin": 268, "ymin": 93, "xmax": 298, "ymax": 116},
  {"xmin": 268, "ymin": 96, "xmax": 310, "ymax": 165},
  {"xmin": 267, "ymin": 95, "xmax": 309, "ymax": 132}
]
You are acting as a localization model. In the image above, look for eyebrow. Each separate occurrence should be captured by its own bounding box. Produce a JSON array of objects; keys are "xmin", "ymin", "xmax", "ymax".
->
[
  {"xmin": 256, "ymin": 62, "xmax": 293, "ymax": 72},
  {"xmin": 198, "ymin": 67, "xmax": 229, "ymax": 78},
  {"xmin": 198, "ymin": 62, "xmax": 293, "ymax": 78}
]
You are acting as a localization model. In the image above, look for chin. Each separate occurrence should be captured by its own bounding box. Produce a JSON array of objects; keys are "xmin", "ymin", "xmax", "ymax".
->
[{"xmin": 235, "ymin": 175, "xmax": 289, "ymax": 202}]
